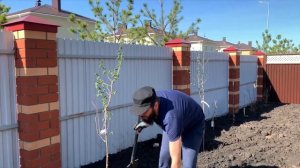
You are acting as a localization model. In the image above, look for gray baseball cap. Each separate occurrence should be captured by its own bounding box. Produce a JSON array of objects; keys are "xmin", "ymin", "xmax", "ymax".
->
[{"xmin": 131, "ymin": 86, "xmax": 156, "ymax": 115}]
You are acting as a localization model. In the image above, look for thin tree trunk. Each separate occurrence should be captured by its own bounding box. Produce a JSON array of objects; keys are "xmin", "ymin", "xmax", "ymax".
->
[
  {"xmin": 105, "ymin": 133, "xmax": 109, "ymax": 168},
  {"xmin": 104, "ymin": 110, "xmax": 109, "ymax": 168}
]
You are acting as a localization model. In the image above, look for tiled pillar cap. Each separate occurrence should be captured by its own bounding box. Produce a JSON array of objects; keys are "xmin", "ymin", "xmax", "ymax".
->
[
  {"xmin": 223, "ymin": 46, "xmax": 239, "ymax": 52},
  {"xmin": 3, "ymin": 15, "xmax": 59, "ymax": 33},
  {"xmin": 165, "ymin": 38, "xmax": 191, "ymax": 47},
  {"xmin": 255, "ymin": 50, "xmax": 266, "ymax": 56}
]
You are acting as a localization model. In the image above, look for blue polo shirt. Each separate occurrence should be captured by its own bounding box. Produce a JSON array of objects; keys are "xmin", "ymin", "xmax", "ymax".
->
[{"xmin": 154, "ymin": 90, "xmax": 205, "ymax": 141}]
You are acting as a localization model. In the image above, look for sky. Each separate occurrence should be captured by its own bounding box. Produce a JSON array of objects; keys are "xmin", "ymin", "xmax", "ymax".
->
[{"xmin": 1, "ymin": 0, "xmax": 300, "ymax": 46}]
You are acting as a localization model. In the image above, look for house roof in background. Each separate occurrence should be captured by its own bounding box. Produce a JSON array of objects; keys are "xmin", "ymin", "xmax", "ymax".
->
[
  {"xmin": 216, "ymin": 40, "xmax": 235, "ymax": 47},
  {"xmin": 235, "ymin": 42, "xmax": 257, "ymax": 51},
  {"xmin": 8, "ymin": 4, "xmax": 95, "ymax": 22},
  {"xmin": 186, "ymin": 34, "xmax": 216, "ymax": 43},
  {"xmin": 115, "ymin": 25, "xmax": 164, "ymax": 36},
  {"xmin": 146, "ymin": 26, "xmax": 164, "ymax": 35},
  {"xmin": 4, "ymin": 15, "xmax": 58, "ymax": 26}
]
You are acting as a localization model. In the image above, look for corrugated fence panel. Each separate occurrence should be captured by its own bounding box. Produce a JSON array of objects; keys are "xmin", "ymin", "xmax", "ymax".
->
[
  {"xmin": 0, "ymin": 31, "xmax": 19, "ymax": 168},
  {"xmin": 266, "ymin": 55, "xmax": 300, "ymax": 104},
  {"xmin": 240, "ymin": 55, "xmax": 257, "ymax": 108},
  {"xmin": 190, "ymin": 51, "xmax": 229, "ymax": 119},
  {"xmin": 58, "ymin": 39, "xmax": 172, "ymax": 167}
]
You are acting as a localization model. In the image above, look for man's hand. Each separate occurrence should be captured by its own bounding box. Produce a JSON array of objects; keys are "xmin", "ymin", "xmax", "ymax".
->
[{"xmin": 134, "ymin": 121, "xmax": 149, "ymax": 133}]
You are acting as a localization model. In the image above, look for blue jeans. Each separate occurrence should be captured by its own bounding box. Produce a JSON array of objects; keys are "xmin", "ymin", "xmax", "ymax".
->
[{"xmin": 158, "ymin": 120, "xmax": 205, "ymax": 168}]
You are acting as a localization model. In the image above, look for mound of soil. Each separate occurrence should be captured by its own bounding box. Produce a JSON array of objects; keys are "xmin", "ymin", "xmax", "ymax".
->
[
  {"xmin": 199, "ymin": 103, "xmax": 300, "ymax": 168},
  {"xmin": 82, "ymin": 103, "xmax": 300, "ymax": 168}
]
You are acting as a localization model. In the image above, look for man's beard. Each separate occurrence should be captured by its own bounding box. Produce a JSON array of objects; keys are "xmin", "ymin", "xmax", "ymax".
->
[{"xmin": 142, "ymin": 112, "xmax": 156, "ymax": 125}]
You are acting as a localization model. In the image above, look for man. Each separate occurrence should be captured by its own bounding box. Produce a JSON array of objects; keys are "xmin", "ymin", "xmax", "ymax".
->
[{"xmin": 131, "ymin": 86, "xmax": 205, "ymax": 168}]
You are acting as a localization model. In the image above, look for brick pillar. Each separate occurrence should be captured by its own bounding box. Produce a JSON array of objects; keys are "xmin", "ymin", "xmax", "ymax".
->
[
  {"xmin": 255, "ymin": 51, "xmax": 266, "ymax": 102},
  {"xmin": 165, "ymin": 38, "xmax": 191, "ymax": 95},
  {"xmin": 224, "ymin": 46, "xmax": 240, "ymax": 113},
  {"xmin": 4, "ymin": 16, "xmax": 61, "ymax": 168}
]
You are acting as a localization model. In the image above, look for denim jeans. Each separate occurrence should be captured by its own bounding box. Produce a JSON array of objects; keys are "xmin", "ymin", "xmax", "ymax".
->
[{"xmin": 159, "ymin": 119, "xmax": 205, "ymax": 168}]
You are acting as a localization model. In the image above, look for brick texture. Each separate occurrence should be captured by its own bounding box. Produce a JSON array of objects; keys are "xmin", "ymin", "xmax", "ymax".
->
[
  {"xmin": 229, "ymin": 81, "xmax": 240, "ymax": 92},
  {"xmin": 173, "ymin": 70, "xmax": 190, "ymax": 85},
  {"xmin": 224, "ymin": 49, "xmax": 241, "ymax": 113},
  {"xmin": 4, "ymin": 16, "xmax": 61, "ymax": 168},
  {"xmin": 172, "ymin": 51, "xmax": 190, "ymax": 66},
  {"xmin": 15, "ymin": 58, "xmax": 37, "ymax": 68},
  {"xmin": 166, "ymin": 39, "xmax": 191, "ymax": 95},
  {"xmin": 229, "ymin": 68, "xmax": 240, "ymax": 79},
  {"xmin": 17, "ymin": 86, "xmax": 49, "ymax": 96},
  {"xmin": 229, "ymin": 94, "xmax": 240, "ymax": 104},
  {"xmin": 38, "ymin": 76, "xmax": 58, "ymax": 85},
  {"xmin": 17, "ymin": 76, "xmax": 38, "ymax": 86}
]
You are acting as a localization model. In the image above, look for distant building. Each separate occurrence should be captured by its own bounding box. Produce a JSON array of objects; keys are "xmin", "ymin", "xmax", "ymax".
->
[
  {"xmin": 7, "ymin": 0, "xmax": 95, "ymax": 39},
  {"xmin": 216, "ymin": 37, "xmax": 257, "ymax": 55},
  {"xmin": 216, "ymin": 37, "xmax": 236, "ymax": 52},
  {"xmin": 235, "ymin": 41, "xmax": 257, "ymax": 55},
  {"xmin": 186, "ymin": 33, "xmax": 217, "ymax": 51},
  {"xmin": 114, "ymin": 21, "xmax": 164, "ymax": 45}
]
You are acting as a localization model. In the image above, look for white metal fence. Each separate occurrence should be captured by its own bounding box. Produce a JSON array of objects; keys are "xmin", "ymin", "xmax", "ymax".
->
[
  {"xmin": 267, "ymin": 55, "xmax": 300, "ymax": 64},
  {"xmin": 239, "ymin": 55, "xmax": 257, "ymax": 108},
  {"xmin": 0, "ymin": 31, "xmax": 19, "ymax": 168},
  {"xmin": 57, "ymin": 39, "xmax": 172, "ymax": 167},
  {"xmin": 0, "ymin": 32, "xmax": 260, "ymax": 167},
  {"xmin": 190, "ymin": 51, "xmax": 229, "ymax": 119}
]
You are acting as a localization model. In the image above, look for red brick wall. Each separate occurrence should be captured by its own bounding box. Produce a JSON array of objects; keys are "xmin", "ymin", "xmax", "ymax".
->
[
  {"xmin": 224, "ymin": 47, "xmax": 240, "ymax": 113},
  {"xmin": 255, "ymin": 51, "xmax": 266, "ymax": 101},
  {"xmin": 166, "ymin": 39, "xmax": 191, "ymax": 95},
  {"xmin": 4, "ymin": 16, "xmax": 61, "ymax": 168}
]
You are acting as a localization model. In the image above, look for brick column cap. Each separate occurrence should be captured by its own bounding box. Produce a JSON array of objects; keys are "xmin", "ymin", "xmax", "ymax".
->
[
  {"xmin": 3, "ymin": 15, "xmax": 59, "ymax": 33},
  {"xmin": 255, "ymin": 50, "xmax": 266, "ymax": 56},
  {"xmin": 165, "ymin": 38, "xmax": 191, "ymax": 47},
  {"xmin": 223, "ymin": 46, "xmax": 238, "ymax": 52}
]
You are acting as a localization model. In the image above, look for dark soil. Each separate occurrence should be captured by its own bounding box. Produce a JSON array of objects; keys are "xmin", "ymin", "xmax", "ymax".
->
[
  {"xmin": 81, "ymin": 137, "xmax": 161, "ymax": 168},
  {"xmin": 82, "ymin": 103, "xmax": 300, "ymax": 168}
]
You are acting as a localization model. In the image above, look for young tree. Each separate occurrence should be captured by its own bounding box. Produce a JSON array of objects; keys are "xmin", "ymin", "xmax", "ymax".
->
[
  {"xmin": 138, "ymin": 0, "xmax": 201, "ymax": 46},
  {"xmin": 69, "ymin": 0, "xmax": 139, "ymax": 43},
  {"xmin": 0, "ymin": 3, "xmax": 10, "ymax": 29},
  {"xmin": 194, "ymin": 51, "xmax": 209, "ymax": 149},
  {"xmin": 70, "ymin": 1, "xmax": 131, "ymax": 167},
  {"xmin": 94, "ymin": 46, "xmax": 123, "ymax": 168},
  {"xmin": 256, "ymin": 29, "xmax": 300, "ymax": 54}
]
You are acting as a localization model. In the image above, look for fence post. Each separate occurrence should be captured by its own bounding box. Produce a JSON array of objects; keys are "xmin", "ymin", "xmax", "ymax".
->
[
  {"xmin": 255, "ymin": 51, "xmax": 266, "ymax": 102},
  {"xmin": 224, "ymin": 46, "xmax": 240, "ymax": 113},
  {"xmin": 4, "ymin": 16, "xmax": 61, "ymax": 168},
  {"xmin": 165, "ymin": 38, "xmax": 191, "ymax": 95}
]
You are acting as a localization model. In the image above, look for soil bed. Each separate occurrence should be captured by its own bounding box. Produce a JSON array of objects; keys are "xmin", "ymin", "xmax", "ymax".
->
[{"xmin": 83, "ymin": 103, "xmax": 300, "ymax": 168}]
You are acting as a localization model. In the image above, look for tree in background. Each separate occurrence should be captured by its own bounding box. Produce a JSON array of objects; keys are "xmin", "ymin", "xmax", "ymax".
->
[
  {"xmin": 256, "ymin": 29, "xmax": 300, "ymax": 54},
  {"xmin": 69, "ymin": 0, "xmax": 201, "ymax": 46},
  {"xmin": 69, "ymin": 0, "xmax": 139, "ymax": 43},
  {"xmin": 0, "ymin": 3, "xmax": 10, "ymax": 29},
  {"xmin": 137, "ymin": 0, "xmax": 201, "ymax": 46}
]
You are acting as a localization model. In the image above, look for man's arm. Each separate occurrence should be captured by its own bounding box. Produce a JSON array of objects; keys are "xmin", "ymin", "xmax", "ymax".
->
[{"xmin": 169, "ymin": 137, "xmax": 182, "ymax": 168}]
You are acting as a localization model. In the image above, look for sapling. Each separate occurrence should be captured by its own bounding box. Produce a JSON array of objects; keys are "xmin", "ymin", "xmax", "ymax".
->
[
  {"xmin": 94, "ymin": 46, "xmax": 123, "ymax": 168},
  {"xmin": 211, "ymin": 100, "xmax": 218, "ymax": 128},
  {"xmin": 194, "ymin": 51, "xmax": 209, "ymax": 150},
  {"xmin": 194, "ymin": 51, "xmax": 210, "ymax": 114},
  {"xmin": 248, "ymin": 83, "xmax": 257, "ymax": 113},
  {"xmin": 243, "ymin": 107, "xmax": 248, "ymax": 117}
]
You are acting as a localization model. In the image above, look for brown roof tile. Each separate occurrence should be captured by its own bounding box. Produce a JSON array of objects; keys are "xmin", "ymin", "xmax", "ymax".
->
[
  {"xmin": 186, "ymin": 34, "xmax": 216, "ymax": 43},
  {"xmin": 8, "ymin": 4, "xmax": 95, "ymax": 22},
  {"xmin": 216, "ymin": 40, "xmax": 235, "ymax": 47},
  {"xmin": 235, "ymin": 43, "xmax": 257, "ymax": 51}
]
